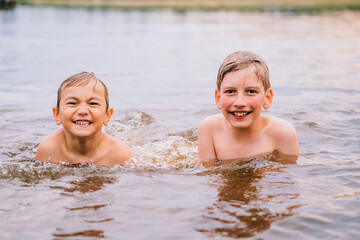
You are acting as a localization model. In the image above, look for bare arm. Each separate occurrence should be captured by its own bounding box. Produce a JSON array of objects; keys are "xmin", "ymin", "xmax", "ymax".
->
[
  {"xmin": 35, "ymin": 140, "xmax": 52, "ymax": 162},
  {"xmin": 105, "ymin": 135, "xmax": 135, "ymax": 166},
  {"xmin": 35, "ymin": 130, "xmax": 63, "ymax": 163},
  {"xmin": 118, "ymin": 143, "xmax": 134, "ymax": 165},
  {"xmin": 275, "ymin": 119, "xmax": 300, "ymax": 157},
  {"xmin": 197, "ymin": 117, "xmax": 217, "ymax": 166}
]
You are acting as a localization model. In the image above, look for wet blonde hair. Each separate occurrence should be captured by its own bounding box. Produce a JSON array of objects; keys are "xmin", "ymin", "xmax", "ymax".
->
[
  {"xmin": 217, "ymin": 51, "xmax": 270, "ymax": 91},
  {"xmin": 57, "ymin": 72, "xmax": 109, "ymax": 110}
]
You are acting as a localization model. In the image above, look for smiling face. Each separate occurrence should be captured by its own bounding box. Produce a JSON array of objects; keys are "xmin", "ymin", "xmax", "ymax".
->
[
  {"xmin": 53, "ymin": 80, "xmax": 113, "ymax": 138},
  {"xmin": 215, "ymin": 65, "xmax": 273, "ymax": 130}
]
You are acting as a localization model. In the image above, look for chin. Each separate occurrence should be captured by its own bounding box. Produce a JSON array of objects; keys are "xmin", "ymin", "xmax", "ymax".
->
[
  {"xmin": 66, "ymin": 128, "xmax": 94, "ymax": 138},
  {"xmin": 230, "ymin": 122, "xmax": 251, "ymax": 129},
  {"xmin": 225, "ymin": 115, "xmax": 251, "ymax": 127}
]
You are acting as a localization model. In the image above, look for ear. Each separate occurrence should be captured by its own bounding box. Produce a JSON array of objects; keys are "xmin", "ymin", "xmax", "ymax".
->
[
  {"xmin": 263, "ymin": 88, "xmax": 273, "ymax": 109},
  {"xmin": 215, "ymin": 89, "xmax": 222, "ymax": 110},
  {"xmin": 103, "ymin": 108, "xmax": 114, "ymax": 126},
  {"xmin": 53, "ymin": 107, "xmax": 62, "ymax": 125}
]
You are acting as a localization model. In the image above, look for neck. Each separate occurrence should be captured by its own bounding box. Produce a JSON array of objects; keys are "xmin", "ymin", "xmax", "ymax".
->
[
  {"xmin": 63, "ymin": 131, "xmax": 103, "ymax": 157},
  {"xmin": 231, "ymin": 116, "xmax": 267, "ymax": 139}
]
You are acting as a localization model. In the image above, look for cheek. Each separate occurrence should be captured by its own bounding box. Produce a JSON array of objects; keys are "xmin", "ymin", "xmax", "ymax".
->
[
  {"xmin": 62, "ymin": 108, "xmax": 76, "ymax": 116},
  {"xmin": 92, "ymin": 109, "xmax": 107, "ymax": 119},
  {"xmin": 220, "ymin": 96, "xmax": 233, "ymax": 107},
  {"xmin": 248, "ymin": 96, "xmax": 265, "ymax": 108}
]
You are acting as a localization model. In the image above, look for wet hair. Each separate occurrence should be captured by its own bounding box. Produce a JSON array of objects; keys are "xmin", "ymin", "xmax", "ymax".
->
[
  {"xmin": 57, "ymin": 72, "xmax": 109, "ymax": 110},
  {"xmin": 216, "ymin": 51, "xmax": 270, "ymax": 91}
]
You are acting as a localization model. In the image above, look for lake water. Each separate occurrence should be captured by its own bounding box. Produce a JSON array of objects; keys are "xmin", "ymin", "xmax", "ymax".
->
[{"xmin": 1, "ymin": 5, "xmax": 360, "ymax": 239}]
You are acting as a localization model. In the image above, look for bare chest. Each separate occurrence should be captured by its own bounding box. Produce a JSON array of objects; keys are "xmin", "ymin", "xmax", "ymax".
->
[
  {"xmin": 213, "ymin": 132, "xmax": 275, "ymax": 161},
  {"xmin": 51, "ymin": 147, "xmax": 107, "ymax": 165}
]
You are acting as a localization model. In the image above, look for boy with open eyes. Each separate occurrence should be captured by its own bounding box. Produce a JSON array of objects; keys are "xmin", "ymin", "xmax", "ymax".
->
[
  {"xmin": 36, "ymin": 72, "xmax": 133, "ymax": 166},
  {"xmin": 197, "ymin": 51, "xmax": 299, "ymax": 166}
]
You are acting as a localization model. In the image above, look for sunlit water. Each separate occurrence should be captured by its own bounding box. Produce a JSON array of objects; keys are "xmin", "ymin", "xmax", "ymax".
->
[{"xmin": 1, "ymin": 6, "xmax": 360, "ymax": 239}]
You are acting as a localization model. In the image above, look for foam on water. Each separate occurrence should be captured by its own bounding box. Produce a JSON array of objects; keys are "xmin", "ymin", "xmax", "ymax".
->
[
  {"xmin": 132, "ymin": 135, "xmax": 197, "ymax": 168},
  {"xmin": 0, "ymin": 108, "xmax": 289, "ymax": 185}
]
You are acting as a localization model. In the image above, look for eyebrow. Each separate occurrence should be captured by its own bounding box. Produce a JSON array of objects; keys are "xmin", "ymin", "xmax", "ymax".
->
[
  {"xmin": 64, "ymin": 96, "xmax": 79, "ymax": 101},
  {"xmin": 89, "ymin": 97, "xmax": 101, "ymax": 100},
  {"xmin": 64, "ymin": 96, "xmax": 102, "ymax": 100}
]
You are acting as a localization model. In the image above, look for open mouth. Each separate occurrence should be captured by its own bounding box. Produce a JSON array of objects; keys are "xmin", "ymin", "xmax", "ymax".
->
[
  {"xmin": 73, "ymin": 120, "xmax": 92, "ymax": 126},
  {"xmin": 231, "ymin": 111, "xmax": 251, "ymax": 118}
]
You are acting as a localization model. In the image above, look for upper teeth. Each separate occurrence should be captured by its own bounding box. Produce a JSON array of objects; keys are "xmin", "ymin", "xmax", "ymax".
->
[
  {"xmin": 75, "ymin": 121, "xmax": 90, "ymax": 125},
  {"xmin": 233, "ymin": 112, "xmax": 247, "ymax": 117}
]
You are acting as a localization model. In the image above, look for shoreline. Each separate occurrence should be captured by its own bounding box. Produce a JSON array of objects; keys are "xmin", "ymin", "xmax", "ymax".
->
[{"xmin": 17, "ymin": 0, "xmax": 360, "ymax": 11}]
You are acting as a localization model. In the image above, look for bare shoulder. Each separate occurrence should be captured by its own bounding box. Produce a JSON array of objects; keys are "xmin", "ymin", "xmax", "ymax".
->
[
  {"xmin": 266, "ymin": 116, "xmax": 300, "ymax": 156},
  {"xmin": 104, "ymin": 134, "xmax": 134, "ymax": 165},
  {"xmin": 198, "ymin": 114, "xmax": 224, "ymax": 143},
  {"xmin": 199, "ymin": 114, "xmax": 224, "ymax": 132},
  {"xmin": 267, "ymin": 116, "xmax": 297, "ymax": 133},
  {"xmin": 197, "ymin": 114, "xmax": 224, "ymax": 164},
  {"xmin": 35, "ymin": 129, "xmax": 63, "ymax": 162}
]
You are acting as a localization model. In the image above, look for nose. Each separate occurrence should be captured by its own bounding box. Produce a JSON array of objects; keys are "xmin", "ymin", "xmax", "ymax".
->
[
  {"xmin": 233, "ymin": 93, "xmax": 247, "ymax": 107},
  {"xmin": 77, "ymin": 103, "xmax": 89, "ymax": 115}
]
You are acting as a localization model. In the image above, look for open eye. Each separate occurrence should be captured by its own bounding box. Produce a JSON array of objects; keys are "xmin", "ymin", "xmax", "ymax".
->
[
  {"xmin": 246, "ymin": 89, "xmax": 258, "ymax": 94},
  {"xmin": 224, "ymin": 89, "xmax": 236, "ymax": 94}
]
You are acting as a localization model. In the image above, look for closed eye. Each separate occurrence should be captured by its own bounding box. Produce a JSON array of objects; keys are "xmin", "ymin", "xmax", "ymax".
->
[{"xmin": 89, "ymin": 102, "xmax": 100, "ymax": 106}]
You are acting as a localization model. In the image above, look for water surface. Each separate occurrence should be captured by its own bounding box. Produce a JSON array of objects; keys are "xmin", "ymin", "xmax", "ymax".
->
[{"xmin": 0, "ymin": 6, "xmax": 360, "ymax": 239}]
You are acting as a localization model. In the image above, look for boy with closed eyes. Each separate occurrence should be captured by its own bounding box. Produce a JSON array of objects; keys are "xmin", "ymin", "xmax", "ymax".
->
[{"xmin": 36, "ymin": 72, "xmax": 133, "ymax": 166}]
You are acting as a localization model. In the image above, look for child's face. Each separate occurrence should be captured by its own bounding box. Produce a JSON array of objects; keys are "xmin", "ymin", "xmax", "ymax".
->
[
  {"xmin": 215, "ymin": 66, "xmax": 273, "ymax": 129},
  {"xmin": 53, "ymin": 80, "xmax": 113, "ymax": 138}
]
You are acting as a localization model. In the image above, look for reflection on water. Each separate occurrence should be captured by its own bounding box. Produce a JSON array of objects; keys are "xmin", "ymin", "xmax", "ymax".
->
[
  {"xmin": 200, "ymin": 150, "xmax": 298, "ymax": 168},
  {"xmin": 53, "ymin": 229, "xmax": 105, "ymax": 238},
  {"xmin": 56, "ymin": 176, "xmax": 117, "ymax": 194},
  {"xmin": 197, "ymin": 159, "xmax": 301, "ymax": 238},
  {"xmin": 51, "ymin": 175, "xmax": 116, "ymax": 238}
]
